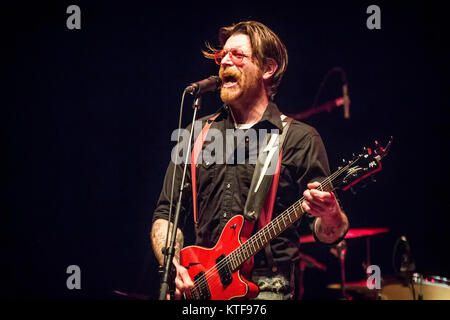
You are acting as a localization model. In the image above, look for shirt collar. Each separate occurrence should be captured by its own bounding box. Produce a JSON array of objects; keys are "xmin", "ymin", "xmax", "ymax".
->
[
  {"xmin": 259, "ymin": 101, "xmax": 284, "ymax": 131},
  {"xmin": 222, "ymin": 101, "xmax": 284, "ymax": 131}
]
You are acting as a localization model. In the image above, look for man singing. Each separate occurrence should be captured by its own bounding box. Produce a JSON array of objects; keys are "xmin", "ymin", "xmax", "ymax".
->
[{"xmin": 151, "ymin": 20, "xmax": 349, "ymax": 300}]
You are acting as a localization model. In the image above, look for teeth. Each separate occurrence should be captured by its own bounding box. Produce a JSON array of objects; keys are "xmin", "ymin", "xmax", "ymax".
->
[
  {"xmin": 223, "ymin": 82, "xmax": 237, "ymax": 88},
  {"xmin": 221, "ymin": 73, "xmax": 238, "ymax": 88}
]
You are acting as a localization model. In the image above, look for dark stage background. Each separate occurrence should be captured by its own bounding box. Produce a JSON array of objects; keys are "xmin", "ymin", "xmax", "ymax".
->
[{"xmin": 2, "ymin": 1, "xmax": 448, "ymax": 299}]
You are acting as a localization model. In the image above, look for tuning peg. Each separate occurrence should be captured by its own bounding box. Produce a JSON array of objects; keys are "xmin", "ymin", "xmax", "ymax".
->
[
  {"xmin": 374, "ymin": 140, "xmax": 382, "ymax": 154},
  {"xmin": 362, "ymin": 146, "xmax": 370, "ymax": 155}
]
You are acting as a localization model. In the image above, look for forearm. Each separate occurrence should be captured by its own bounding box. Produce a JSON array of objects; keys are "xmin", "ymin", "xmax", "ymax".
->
[
  {"xmin": 151, "ymin": 218, "xmax": 184, "ymax": 266},
  {"xmin": 313, "ymin": 209, "xmax": 349, "ymax": 244}
]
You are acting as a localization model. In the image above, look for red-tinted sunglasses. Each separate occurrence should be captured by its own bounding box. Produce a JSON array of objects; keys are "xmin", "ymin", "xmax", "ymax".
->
[{"xmin": 214, "ymin": 48, "xmax": 249, "ymax": 65}]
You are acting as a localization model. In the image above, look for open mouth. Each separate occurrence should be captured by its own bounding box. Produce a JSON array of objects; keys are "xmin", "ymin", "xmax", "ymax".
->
[{"xmin": 222, "ymin": 74, "xmax": 239, "ymax": 88}]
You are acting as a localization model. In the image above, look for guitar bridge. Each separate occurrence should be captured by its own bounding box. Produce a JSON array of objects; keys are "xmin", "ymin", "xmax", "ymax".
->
[
  {"xmin": 193, "ymin": 271, "xmax": 211, "ymax": 300},
  {"xmin": 216, "ymin": 254, "xmax": 232, "ymax": 289}
]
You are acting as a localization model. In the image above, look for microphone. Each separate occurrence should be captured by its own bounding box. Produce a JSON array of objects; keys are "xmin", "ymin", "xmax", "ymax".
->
[
  {"xmin": 341, "ymin": 72, "xmax": 350, "ymax": 119},
  {"xmin": 185, "ymin": 76, "xmax": 222, "ymax": 96}
]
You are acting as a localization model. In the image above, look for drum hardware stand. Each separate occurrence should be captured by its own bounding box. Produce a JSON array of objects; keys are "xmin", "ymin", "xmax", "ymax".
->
[
  {"xmin": 331, "ymin": 240, "xmax": 351, "ymax": 300},
  {"xmin": 417, "ymin": 274, "xmax": 424, "ymax": 300},
  {"xmin": 362, "ymin": 237, "xmax": 371, "ymax": 270},
  {"xmin": 398, "ymin": 236, "xmax": 417, "ymax": 300},
  {"xmin": 362, "ymin": 237, "xmax": 387, "ymax": 299},
  {"xmin": 298, "ymin": 259, "xmax": 306, "ymax": 300},
  {"xmin": 296, "ymin": 251, "xmax": 327, "ymax": 300}
]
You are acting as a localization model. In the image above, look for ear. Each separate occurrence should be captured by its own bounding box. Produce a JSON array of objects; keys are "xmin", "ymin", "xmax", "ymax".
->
[{"xmin": 262, "ymin": 58, "xmax": 278, "ymax": 80}]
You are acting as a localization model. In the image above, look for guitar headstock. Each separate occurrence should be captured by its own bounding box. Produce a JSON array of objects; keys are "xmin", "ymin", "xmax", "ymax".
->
[{"xmin": 333, "ymin": 137, "xmax": 393, "ymax": 192}]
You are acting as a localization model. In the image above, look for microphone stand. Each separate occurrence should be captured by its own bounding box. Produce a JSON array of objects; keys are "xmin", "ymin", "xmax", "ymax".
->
[
  {"xmin": 288, "ymin": 97, "xmax": 347, "ymax": 120},
  {"xmin": 158, "ymin": 94, "xmax": 202, "ymax": 300}
]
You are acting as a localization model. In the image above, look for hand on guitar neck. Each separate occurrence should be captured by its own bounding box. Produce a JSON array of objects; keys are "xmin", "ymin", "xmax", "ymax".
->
[{"xmin": 302, "ymin": 181, "xmax": 349, "ymax": 244}]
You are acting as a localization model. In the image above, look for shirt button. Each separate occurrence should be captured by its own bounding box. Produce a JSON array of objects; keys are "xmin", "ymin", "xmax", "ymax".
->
[
  {"xmin": 226, "ymin": 183, "xmax": 231, "ymax": 189},
  {"xmin": 223, "ymin": 212, "xmax": 227, "ymax": 218}
]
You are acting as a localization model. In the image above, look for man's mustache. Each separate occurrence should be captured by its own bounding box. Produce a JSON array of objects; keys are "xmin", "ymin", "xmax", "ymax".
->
[{"xmin": 219, "ymin": 67, "xmax": 241, "ymax": 82}]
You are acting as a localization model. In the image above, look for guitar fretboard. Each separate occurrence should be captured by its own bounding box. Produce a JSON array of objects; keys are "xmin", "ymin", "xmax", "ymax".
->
[{"xmin": 226, "ymin": 174, "xmax": 337, "ymax": 271}]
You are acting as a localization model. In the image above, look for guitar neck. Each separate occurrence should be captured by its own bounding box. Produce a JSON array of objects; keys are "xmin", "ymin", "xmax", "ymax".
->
[
  {"xmin": 227, "ymin": 176, "xmax": 336, "ymax": 271},
  {"xmin": 223, "ymin": 140, "xmax": 387, "ymax": 272}
]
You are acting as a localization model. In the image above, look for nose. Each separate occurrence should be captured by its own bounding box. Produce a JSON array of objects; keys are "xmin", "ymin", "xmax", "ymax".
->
[{"xmin": 220, "ymin": 51, "xmax": 234, "ymax": 66}]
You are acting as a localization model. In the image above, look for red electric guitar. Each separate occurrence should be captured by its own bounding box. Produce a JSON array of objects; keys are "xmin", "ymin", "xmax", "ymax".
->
[{"xmin": 180, "ymin": 138, "xmax": 392, "ymax": 300}]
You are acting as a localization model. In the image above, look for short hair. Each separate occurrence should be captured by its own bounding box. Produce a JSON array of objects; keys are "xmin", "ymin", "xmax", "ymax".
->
[{"xmin": 203, "ymin": 21, "xmax": 288, "ymax": 101}]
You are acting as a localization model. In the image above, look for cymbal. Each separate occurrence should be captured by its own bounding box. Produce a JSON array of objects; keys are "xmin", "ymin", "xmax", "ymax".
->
[
  {"xmin": 300, "ymin": 228, "xmax": 389, "ymax": 244},
  {"xmin": 328, "ymin": 280, "xmax": 380, "ymax": 294},
  {"xmin": 327, "ymin": 280, "xmax": 381, "ymax": 299},
  {"xmin": 328, "ymin": 280, "xmax": 369, "ymax": 290}
]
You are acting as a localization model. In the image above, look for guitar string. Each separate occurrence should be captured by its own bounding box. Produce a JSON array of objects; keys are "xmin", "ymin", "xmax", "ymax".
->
[
  {"xmin": 188, "ymin": 204, "xmax": 303, "ymax": 299},
  {"xmin": 189, "ymin": 191, "xmax": 326, "ymax": 298},
  {"xmin": 187, "ymin": 158, "xmax": 358, "ymax": 298},
  {"xmin": 187, "ymin": 163, "xmax": 348, "ymax": 299},
  {"xmin": 187, "ymin": 204, "xmax": 301, "ymax": 298},
  {"xmin": 189, "ymin": 185, "xmax": 326, "ymax": 299},
  {"xmin": 187, "ymin": 192, "xmax": 309, "ymax": 298},
  {"xmin": 188, "ymin": 198, "xmax": 318, "ymax": 297},
  {"xmin": 187, "ymin": 160, "xmax": 353, "ymax": 299}
]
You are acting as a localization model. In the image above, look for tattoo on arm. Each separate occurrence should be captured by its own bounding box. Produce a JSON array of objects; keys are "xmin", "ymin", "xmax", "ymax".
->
[
  {"xmin": 151, "ymin": 219, "xmax": 184, "ymax": 266},
  {"xmin": 320, "ymin": 225, "xmax": 337, "ymax": 237},
  {"xmin": 316, "ymin": 223, "xmax": 340, "ymax": 241},
  {"xmin": 314, "ymin": 213, "xmax": 349, "ymax": 244}
]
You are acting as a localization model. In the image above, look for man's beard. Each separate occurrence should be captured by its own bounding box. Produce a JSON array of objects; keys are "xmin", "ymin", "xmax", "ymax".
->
[{"xmin": 219, "ymin": 67, "xmax": 262, "ymax": 106}]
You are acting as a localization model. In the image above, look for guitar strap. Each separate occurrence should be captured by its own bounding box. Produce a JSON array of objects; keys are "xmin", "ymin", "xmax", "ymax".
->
[
  {"xmin": 191, "ymin": 113, "xmax": 220, "ymax": 226},
  {"xmin": 245, "ymin": 115, "xmax": 292, "ymax": 272},
  {"xmin": 244, "ymin": 114, "xmax": 292, "ymax": 226},
  {"xmin": 190, "ymin": 112, "xmax": 292, "ymax": 271}
]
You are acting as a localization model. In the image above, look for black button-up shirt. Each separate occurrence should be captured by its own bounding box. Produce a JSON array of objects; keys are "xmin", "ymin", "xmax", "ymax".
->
[{"xmin": 152, "ymin": 102, "xmax": 331, "ymax": 268}]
